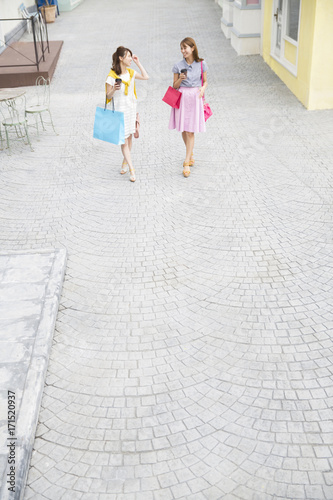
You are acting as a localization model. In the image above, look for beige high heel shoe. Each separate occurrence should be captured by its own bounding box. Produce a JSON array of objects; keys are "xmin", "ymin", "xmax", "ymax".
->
[
  {"xmin": 121, "ymin": 159, "xmax": 128, "ymax": 174},
  {"xmin": 183, "ymin": 162, "xmax": 190, "ymax": 178},
  {"xmin": 129, "ymin": 166, "xmax": 136, "ymax": 182}
]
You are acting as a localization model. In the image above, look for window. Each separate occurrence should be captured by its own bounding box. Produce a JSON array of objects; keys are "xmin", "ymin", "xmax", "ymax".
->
[
  {"xmin": 286, "ymin": 0, "xmax": 300, "ymax": 41},
  {"xmin": 246, "ymin": 0, "xmax": 260, "ymax": 4}
]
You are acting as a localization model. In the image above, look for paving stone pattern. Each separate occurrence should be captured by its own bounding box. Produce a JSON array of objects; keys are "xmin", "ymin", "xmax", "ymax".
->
[{"xmin": 1, "ymin": 0, "xmax": 333, "ymax": 498}]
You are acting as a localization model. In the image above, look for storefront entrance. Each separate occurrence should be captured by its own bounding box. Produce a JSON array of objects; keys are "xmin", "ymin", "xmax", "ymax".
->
[{"xmin": 271, "ymin": 0, "xmax": 301, "ymax": 75}]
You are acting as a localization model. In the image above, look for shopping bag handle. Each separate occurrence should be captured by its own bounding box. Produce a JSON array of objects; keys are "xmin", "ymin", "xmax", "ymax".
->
[{"xmin": 104, "ymin": 97, "xmax": 115, "ymax": 112}]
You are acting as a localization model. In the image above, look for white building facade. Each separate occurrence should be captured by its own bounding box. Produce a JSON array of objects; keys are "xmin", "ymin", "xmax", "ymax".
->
[
  {"xmin": 217, "ymin": 0, "xmax": 262, "ymax": 55},
  {"xmin": 0, "ymin": 0, "xmax": 36, "ymax": 54}
]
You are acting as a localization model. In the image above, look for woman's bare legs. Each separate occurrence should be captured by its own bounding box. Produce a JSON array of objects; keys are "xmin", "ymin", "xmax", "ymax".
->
[
  {"xmin": 121, "ymin": 135, "xmax": 135, "ymax": 181},
  {"xmin": 184, "ymin": 132, "xmax": 194, "ymax": 163},
  {"xmin": 182, "ymin": 131, "xmax": 195, "ymax": 176},
  {"xmin": 128, "ymin": 134, "xmax": 133, "ymax": 152},
  {"xmin": 121, "ymin": 135, "xmax": 133, "ymax": 174}
]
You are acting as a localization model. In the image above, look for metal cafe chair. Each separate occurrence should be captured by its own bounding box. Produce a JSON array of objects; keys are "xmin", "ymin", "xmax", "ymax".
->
[
  {"xmin": 19, "ymin": 4, "xmax": 46, "ymax": 43},
  {"xmin": 25, "ymin": 76, "xmax": 57, "ymax": 137},
  {"xmin": 1, "ymin": 96, "xmax": 33, "ymax": 153}
]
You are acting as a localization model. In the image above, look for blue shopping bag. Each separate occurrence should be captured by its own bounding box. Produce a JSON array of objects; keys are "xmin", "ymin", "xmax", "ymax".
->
[{"xmin": 93, "ymin": 99, "xmax": 125, "ymax": 145}]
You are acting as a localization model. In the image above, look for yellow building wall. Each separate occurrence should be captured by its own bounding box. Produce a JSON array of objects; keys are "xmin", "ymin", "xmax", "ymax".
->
[
  {"xmin": 284, "ymin": 40, "xmax": 297, "ymax": 66},
  {"xmin": 308, "ymin": 0, "xmax": 333, "ymax": 109},
  {"xmin": 262, "ymin": 0, "xmax": 333, "ymax": 110}
]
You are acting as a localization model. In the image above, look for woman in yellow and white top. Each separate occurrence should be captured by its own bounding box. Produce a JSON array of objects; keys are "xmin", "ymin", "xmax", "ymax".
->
[{"xmin": 106, "ymin": 46, "xmax": 149, "ymax": 182}]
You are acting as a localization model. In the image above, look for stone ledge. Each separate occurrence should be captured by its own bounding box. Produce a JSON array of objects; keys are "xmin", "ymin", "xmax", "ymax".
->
[
  {"xmin": 0, "ymin": 41, "xmax": 63, "ymax": 88},
  {"xmin": 0, "ymin": 248, "xmax": 67, "ymax": 500}
]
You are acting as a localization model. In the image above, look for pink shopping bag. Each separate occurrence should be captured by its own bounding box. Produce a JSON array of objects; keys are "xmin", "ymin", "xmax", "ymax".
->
[
  {"xmin": 203, "ymin": 102, "xmax": 213, "ymax": 121},
  {"xmin": 162, "ymin": 86, "xmax": 182, "ymax": 109}
]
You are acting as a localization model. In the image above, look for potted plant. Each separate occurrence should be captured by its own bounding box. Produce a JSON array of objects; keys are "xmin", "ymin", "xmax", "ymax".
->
[{"xmin": 39, "ymin": 0, "xmax": 57, "ymax": 23}]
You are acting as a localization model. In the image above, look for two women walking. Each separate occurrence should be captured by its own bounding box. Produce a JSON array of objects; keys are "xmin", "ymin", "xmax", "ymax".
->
[{"xmin": 105, "ymin": 37, "xmax": 208, "ymax": 181}]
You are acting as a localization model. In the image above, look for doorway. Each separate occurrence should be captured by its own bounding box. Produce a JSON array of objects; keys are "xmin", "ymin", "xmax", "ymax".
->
[{"xmin": 271, "ymin": 0, "xmax": 301, "ymax": 74}]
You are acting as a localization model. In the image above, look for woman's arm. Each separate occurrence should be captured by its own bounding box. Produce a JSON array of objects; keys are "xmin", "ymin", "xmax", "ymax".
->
[
  {"xmin": 173, "ymin": 72, "xmax": 186, "ymax": 89},
  {"xmin": 106, "ymin": 81, "xmax": 121, "ymax": 100},
  {"xmin": 198, "ymin": 71, "xmax": 207, "ymax": 98},
  {"xmin": 133, "ymin": 55, "xmax": 149, "ymax": 80}
]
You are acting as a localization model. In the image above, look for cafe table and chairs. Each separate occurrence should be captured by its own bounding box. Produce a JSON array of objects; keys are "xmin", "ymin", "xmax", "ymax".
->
[{"xmin": 0, "ymin": 88, "xmax": 33, "ymax": 153}]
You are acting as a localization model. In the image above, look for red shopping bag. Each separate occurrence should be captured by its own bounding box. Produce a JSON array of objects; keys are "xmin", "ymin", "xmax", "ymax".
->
[{"xmin": 162, "ymin": 86, "xmax": 182, "ymax": 109}]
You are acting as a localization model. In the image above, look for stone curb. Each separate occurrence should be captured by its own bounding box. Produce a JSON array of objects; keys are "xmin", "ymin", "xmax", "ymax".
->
[{"xmin": 0, "ymin": 248, "xmax": 67, "ymax": 500}]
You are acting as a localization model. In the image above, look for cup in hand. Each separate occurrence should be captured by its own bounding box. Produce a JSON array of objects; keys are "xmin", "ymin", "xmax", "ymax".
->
[
  {"xmin": 180, "ymin": 69, "xmax": 187, "ymax": 79},
  {"xmin": 115, "ymin": 78, "xmax": 122, "ymax": 89}
]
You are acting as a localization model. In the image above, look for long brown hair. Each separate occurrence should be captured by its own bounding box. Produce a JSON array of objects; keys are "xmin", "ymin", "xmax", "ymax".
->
[
  {"xmin": 180, "ymin": 37, "xmax": 203, "ymax": 62},
  {"xmin": 111, "ymin": 46, "xmax": 132, "ymax": 76}
]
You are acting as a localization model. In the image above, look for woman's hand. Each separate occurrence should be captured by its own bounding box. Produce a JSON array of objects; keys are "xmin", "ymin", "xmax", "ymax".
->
[
  {"xmin": 198, "ymin": 87, "xmax": 205, "ymax": 99},
  {"xmin": 134, "ymin": 57, "xmax": 149, "ymax": 80},
  {"xmin": 106, "ymin": 83, "xmax": 118, "ymax": 99},
  {"xmin": 113, "ymin": 82, "xmax": 121, "ymax": 91},
  {"xmin": 179, "ymin": 73, "xmax": 187, "ymax": 81}
]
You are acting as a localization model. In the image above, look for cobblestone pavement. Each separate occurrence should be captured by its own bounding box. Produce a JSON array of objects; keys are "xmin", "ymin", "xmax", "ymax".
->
[{"xmin": 1, "ymin": 0, "xmax": 333, "ymax": 498}]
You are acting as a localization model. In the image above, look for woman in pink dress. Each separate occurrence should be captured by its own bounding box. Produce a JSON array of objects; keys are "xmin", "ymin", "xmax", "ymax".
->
[{"xmin": 169, "ymin": 37, "xmax": 208, "ymax": 177}]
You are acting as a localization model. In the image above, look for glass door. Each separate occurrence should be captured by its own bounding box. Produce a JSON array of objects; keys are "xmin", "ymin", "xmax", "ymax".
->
[
  {"xmin": 271, "ymin": 0, "xmax": 301, "ymax": 75},
  {"xmin": 273, "ymin": 0, "xmax": 283, "ymax": 57}
]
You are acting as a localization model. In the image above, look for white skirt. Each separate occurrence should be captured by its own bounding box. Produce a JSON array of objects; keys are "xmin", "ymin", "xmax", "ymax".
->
[
  {"xmin": 112, "ymin": 96, "xmax": 137, "ymax": 139},
  {"xmin": 106, "ymin": 71, "xmax": 137, "ymax": 139}
]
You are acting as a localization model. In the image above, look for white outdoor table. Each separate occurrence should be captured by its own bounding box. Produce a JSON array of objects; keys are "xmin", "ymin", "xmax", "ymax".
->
[{"xmin": 0, "ymin": 88, "xmax": 26, "ymax": 102}]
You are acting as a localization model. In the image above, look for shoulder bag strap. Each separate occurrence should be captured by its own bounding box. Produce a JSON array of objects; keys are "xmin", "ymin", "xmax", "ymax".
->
[{"xmin": 201, "ymin": 61, "xmax": 205, "ymax": 100}]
